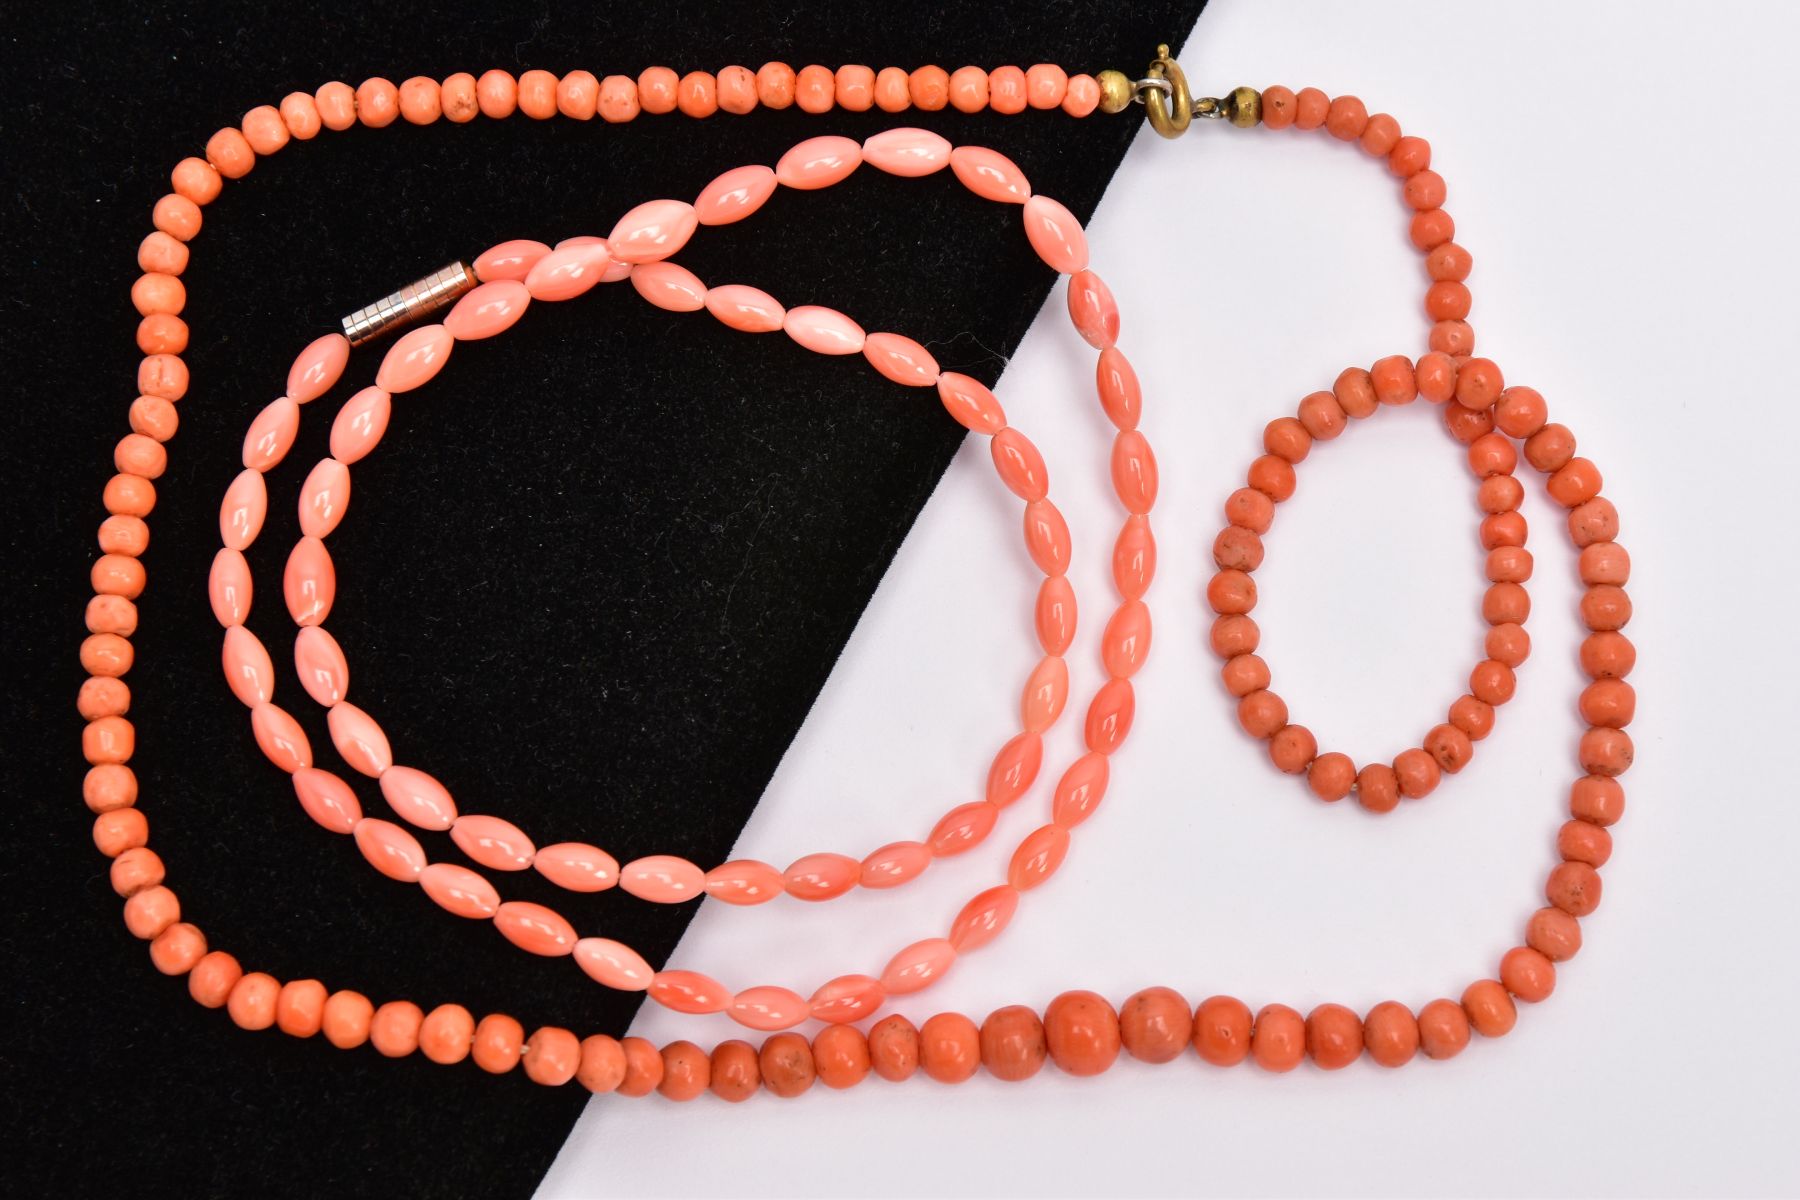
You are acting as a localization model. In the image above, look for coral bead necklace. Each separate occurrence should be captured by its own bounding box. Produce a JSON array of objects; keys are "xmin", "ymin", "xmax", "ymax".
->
[{"xmin": 83, "ymin": 49, "xmax": 1633, "ymax": 1097}]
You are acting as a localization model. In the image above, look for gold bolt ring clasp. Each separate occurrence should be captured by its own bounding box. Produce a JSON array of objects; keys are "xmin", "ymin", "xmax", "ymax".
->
[{"xmin": 1139, "ymin": 45, "xmax": 1192, "ymax": 138}]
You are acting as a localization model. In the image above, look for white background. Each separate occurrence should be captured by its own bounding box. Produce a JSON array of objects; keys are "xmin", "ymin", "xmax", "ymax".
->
[{"xmin": 542, "ymin": 2, "xmax": 1800, "ymax": 1196}]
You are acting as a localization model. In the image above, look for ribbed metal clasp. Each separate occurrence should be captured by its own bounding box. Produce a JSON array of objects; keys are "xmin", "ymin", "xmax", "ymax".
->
[{"xmin": 340, "ymin": 262, "xmax": 477, "ymax": 345}]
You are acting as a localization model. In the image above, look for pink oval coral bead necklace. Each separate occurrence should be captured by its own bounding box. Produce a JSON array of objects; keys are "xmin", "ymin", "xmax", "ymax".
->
[
  {"xmin": 80, "ymin": 57, "xmax": 1633, "ymax": 1098},
  {"xmin": 211, "ymin": 136, "xmax": 1155, "ymax": 1027}
]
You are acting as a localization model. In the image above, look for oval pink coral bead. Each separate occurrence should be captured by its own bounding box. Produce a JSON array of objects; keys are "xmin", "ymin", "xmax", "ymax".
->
[
  {"xmin": 221, "ymin": 625, "xmax": 275, "ymax": 707},
  {"xmin": 286, "ymin": 332, "xmax": 349, "ymax": 403},
  {"xmin": 534, "ymin": 842, "xmax": 619, "ymax": 892},
  {"xmin": 298, "ymin": 457, "xmax": 350, "ymax": 538},
  {"xmin": 930, "ymin": 800, "xmax": 999, "ymax": 857},
  {"xmin": 327, "ymin": 701, "xmax": 391, "ymax": 777},
  {"xmin": 1022, "ymin": 194, "xmax": 1089, "ymax": 274},
  {"xmin": 729, "ymin": 986, "xmax": 809, "ymax": 1031},
  {"xmin": 704, "ymin": 859, "xmax": 784, "ymax": 905},
  {"xmin": 1009, "ymin": 823, "xmax": 1071, "ymax": 890},
  {"xmin": 1067, "ymin": 269, "xmax": 1119, "ymax": 349},
  {"xmin": 860, "ymin": 841, "xmax": 932, "ymax": 889},
  {"xmin": 473, "ymin": 238, "xmax": 550, "ymax": 283},
  {"xmin": 379, "ymin": 764, "xmax": 457, "ymax": 830},
  {"xmin": 863, "ymin": 332, "xmax": 940, "ymax": 387},
  {"xmin": 1024, "ymin": 499, "xmax": 1071, "ymax": 575},
  {"xmin": 950, "ymin": 885, "xmax": 1019, "ymax": 952},
  {"xmin": 607, "ymin": 198, "xmax": 698, "ymax": 264},
  {"xmin": 443, "ymin": 280, "xmax": 529, "ymax": 340},
  {"xmin": 784, "ymin": 852, "xmax": 859, "ymax": 901},
  {"xmin": 574, "ymin": 937, "xmax": 654, "ymax": 990},
  {"xmin": 620, "ymin": 855, "xmax": 704, "ymax": 903},
  {"xmin": 992, "ymin": 427, "xmax": 1048, "ymax": 500},
  {"xmin": 242, "ymin": 397, "xmax": 300, "ymax": 471},
  {"xmin": 649, "ymin": 970, "xmax": 730, "ymax": 1014},
  {"xmin": 695, "ymin": 164, "xmax": 779, "ymax": 226},
  {"xmin": 1052, "ymin": 751, "xmax": 1111, "ymax": 828},
  {"xmin": 629, "ymin": 261, "xmax": 707, "ymax": 312},
  {"xmin": 283, "ymin": 536, "xmax": 335, "ymax": 626},
  {"xmin": 354, "ymin": 818, "xmax": 425, "ymax": 882},
  {"xmin": 374, "ymin": 324, "xmax": 452, "ymax": 393},
  {"xmin": 1022, "ymin": 655, "xmax": 1070, "ymax": 732},
  {"xmin": 987, "ymin": 730, "xmax": 1044, "ymax": 806},
  {"xmin": 880, "ymin": 937, "xmax": 956, "ymax": 995},
  {"xmin": 1102, "ymin": 599, "xmax": 1153, "ymax": 679},
  {"xmin": 292, "ymin": 625, "xmax": 349, "ymax": 706},
  {"xmin": 775, "ymin": 135, "xmax": 862, "ymax": 189},
  {"xmin": 937, "ymin": 371, "xmax": 1007, "ymax": 434},
  {"xmin": 494, "ymin": 901, "xmax": 576, "ymax": 956},
  {"xmin": 291, "ymin": 766, "xmax": 361, "ymax": 834},
  {"xmin": 220, "ymin": 468, "xmax": 268, "ymax": 551},
  {"xmin": 209, "ymin": 548, "xmax": 252, "ymax": 627},
  {"xmin": 950, "ymin": 145, "xmax": 1032, "ymax": 204},
  {"xmin": 704, "ymin": 284, "xmax": 784, "ymax": 333},
  {"xmin": 419, "ymin": 862, "xmax": 498, "ymax": 918},
  {"xmin": 451, "ymin": 814, "xmax": 536, "ymax": 871},
  {"xmin": 250, "ymin": 702, "xmax": 311, "ymax": 773},
  {"xmin": 810, "ymin": 975, "xmax": 885, "ymax": 1024},
  {"xmin": 784, "ymin": 305, "xmax": 865, "ymax": 355},
  {"xmin": 862, "ymin": 127, "xmax": 952, "ymax": 176},
  {"xmin": 329, "ymin": 386, "xmax": 391, "ymax": 464},
  {"xmin": 523, "ymin": 241, "xmax": 611, "ymax": 302}
]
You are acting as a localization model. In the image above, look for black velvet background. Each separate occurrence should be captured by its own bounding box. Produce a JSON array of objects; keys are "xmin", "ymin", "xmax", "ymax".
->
[{"xmin": 2, "ymin": 2, "xmax": 1205, "ymax": 1196}]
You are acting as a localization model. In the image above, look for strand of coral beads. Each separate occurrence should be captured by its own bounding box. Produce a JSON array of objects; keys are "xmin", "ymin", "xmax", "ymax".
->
[
  {"xmin": 82, "ymin": 64, "xmax": 1632, "ymax": 1098},
  {"xmin": 211, "ymin": 131, "xmax": 1154, "ymax": 1032}
]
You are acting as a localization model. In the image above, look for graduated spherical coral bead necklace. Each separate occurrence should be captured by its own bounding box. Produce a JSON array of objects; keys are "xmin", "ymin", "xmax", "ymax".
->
[{"xmin": 84, "ymin": 49, "xmax": 1634, "ymax": 1099}]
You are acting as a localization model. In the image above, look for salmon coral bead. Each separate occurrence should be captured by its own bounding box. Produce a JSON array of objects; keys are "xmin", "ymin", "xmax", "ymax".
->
[
  {"xmin": 1044, "ymin": 991, "xmax": 1120, "ymax": 1076},
  {"xmin": 948, "ymin": 66, "xmax": 988, "ymax": 113},
  {"xmin": 578, "ymin": 1035, "xmax": 628, "ymax": 1094},
  {"xmin": 796, "ymin": 65, "xmax": 834, "ymax": 113},
  {"xmin": 1571, "ymin": 774, "xmax": 1626, "ymax": 825},
  {"xmin": 228, "ymin": 972, "xmax": 281, "ymax": 1031},
  {"xmin": 1527, "ymin": 906, "xmax": 1584, "ymax": 962},
  {"xmin": 1500, "ymin": 946, "xmax": 1556, "ymax": 1002},
  {"xmin": 812, "ymin": 1025, "xmax": 871, "ymax": 1089},
  {"xmin": 472, "ymin": 1013, "xmax": 525, "ymax": 1074},
  {"xmin": 1357, "ymin": 763, "xmax": 1400, "ymax": 813},
  {"xmin": 980, "ymin": 1005, "xmax": 1048, "ymax": 1081},
  {"xmin": 275, "ymin": 980, "xmax": 326, "ymax": 1038},
  {"xmin": 554, "ymin": 71, "xmax": 597, "ymax": 121},
  {"xmin": 1462, "ymin": 979, "xmax": 1516, "ymax": 1037},
  {"xmin": 1363, "ymin": 1002, "xmax": 1419, "ymax": 1067},
  {"xmin": 617, "ymin": 1036, "xmax": 663, "ymax": 1095},
  {"xmin": 874, "ymin": 67, "xmax": 910, "ymax": 112},
  {"xmin": 1119, "ymin": 987, "xmax": 1191, "ymax": 1064},
  {"xmin": 150, "ymin": 922, "xmax": 206, "ymax": 975},
  {"xmin": 321, "ymin": 990, "xmax": 374, "ymax": 1048},
  {"xmin": 1325, "ymin": 95, "xmax": 1368, "ymax": 140},
  {"xmin": 867, "ymin": 1015, "xmax": 920, "ymax": 1082},
  {"xmin": 355, "ymin": 78, "xmax": 400, "ymax": 127},
  {"xmin": 399, "ymin": 76, "xmax": 442, "ymax": 124},
  {"xmin": 517, "ymin": 70, "xmax": 558, "ymax": 119},
  {"xmin": 440, "ymin": 73, "xmax": 478, "ymax": 123},
  {"xmin": 657, "ymin": 1040, "xmax": 708, "ymax": 1099},
  {"xmin": 1294, "ymin": 87, "xmax": 1329, "ymax": 130},
  {"xmin": 1261, "ymin": 85, "xmax": 1296, "ymax": 129},
  {"xmin": 1251, "ymin": 1004, "xmax": 1306, "ymax": 1072},
  {"xmin": 709, "ymin": 1040, "xmax": 760, "ymax": 1101},
  {"xmin": 188, "ymin": 950, "xmax": 242, "ymax": 1008},
  {"xmin": 919, "ymin": 1013, "xmax": 981, "ymax": 1083},
  {"xmin": 1192, "ymin": 995, "xmax": 1253, "ymax": 1066},
  {"xmin": 370, "ymin": 1000, "xmax": 424, "ymax": 1057},
  {"xmin": 475, "ymin": 70, "xmax": 518, "ymax": 118},
  {"xmin": 1417, "ymin": 998, "xmax": 1470, "ymax": 1060},
  {"xmin": 1305, "ymin": 1003, "xmax": 1363, "ymax": 1069},
  {"xmin": 756, "ymin": 63, "xmax": 795, "ymax": 108},
  {"xmin": 1547, "ymin": 861, "xmax": 1604, "ymax": 916},
  {"xmin": 1307, "ymin": 751, "xmax": 1356, "ymax": 801},
  {"xmin": 759, "ymin": 1032, "xmax": 816, "ymax": 1097}
]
